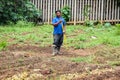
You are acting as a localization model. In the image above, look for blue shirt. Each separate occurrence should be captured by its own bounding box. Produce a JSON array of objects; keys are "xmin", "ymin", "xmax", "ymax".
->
[{"xmin": 52, "ymin": 17, "xmax": 66, "ymax": 34}]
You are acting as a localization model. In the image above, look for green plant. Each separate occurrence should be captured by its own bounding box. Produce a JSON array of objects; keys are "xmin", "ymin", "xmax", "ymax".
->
[
  {"xmin": 83, "ymin": 5, "xmax": 94, "ymax": 27},
  {"xmin": 104, "ymin": 23, "xmax": 111, "ymax": 28},
  {"xmin": 84, "ymin": 20, "xmax": 94, "ymax": 27},
  {"xmin": 0, "ymin": 0, "xmax": 42, "ymax": 25},
  {"xmin": 0, "ymin": 41, "xmax": 7, "ymax": 51},
  {"xmin": 71, "ymin": 56, "xmax": 94, "ymax": 63},
  {"xmin": 15, "ymin": 21, "xmax": 34, "ymax": 27},
  {"xmin": 61, "ymin": 6, "xmax": 71, "ymax": 22},
  {"xmin": 108, "ymin": 61, "xmax": 120, "ymax": 66},
  {"xmin": 115, "ymin": 24, "xmax": 120, "ymax": 35}
]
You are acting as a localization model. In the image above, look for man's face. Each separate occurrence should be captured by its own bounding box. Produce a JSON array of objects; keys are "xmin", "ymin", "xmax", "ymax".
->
[{"xmin": 56, "ymin": 12, "xmax": 61, "ymax": 17}]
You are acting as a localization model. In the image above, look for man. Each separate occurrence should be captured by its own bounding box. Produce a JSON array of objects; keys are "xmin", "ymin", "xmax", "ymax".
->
[{"xmin": 52, "ymin": 10, "xmax": 66, "ymax": 56}]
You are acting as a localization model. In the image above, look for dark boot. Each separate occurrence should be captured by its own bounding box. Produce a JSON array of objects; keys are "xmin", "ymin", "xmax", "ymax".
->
[
  {"xmin": 52, "ymin": 45, "xmax": 57, "ymax": 56},
  {"xmin": 57, "ymin": 46, "xmax": 62, "ymax": 54}
]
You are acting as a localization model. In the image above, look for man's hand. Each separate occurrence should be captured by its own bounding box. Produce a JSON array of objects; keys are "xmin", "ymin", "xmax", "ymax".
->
[
  {"xmin": 63, "ymin": 31, "xmax": 66, "ymax": 34},
  {"xmin": 53, "ymin": 20, "xmax": 62, "ymax": 26},
  {"xmin": 59, "ymin": 20, "xmax": 62, "ymax": 23}
]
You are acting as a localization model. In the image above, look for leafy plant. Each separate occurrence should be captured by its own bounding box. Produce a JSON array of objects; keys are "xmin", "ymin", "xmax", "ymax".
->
[
  {"xmin": 104, "ymin": 23, "xmax": 111, "ymax": 28},
  {"xmin": 115, "ymin": 24, "xmax": 120, "ymax": 35},
  {"xmin": 0, "ymin": 41, "xmax": 7, "ymax": 51},
  {"xmin": 61, "ymin": 6, "xmax": 71, "ymax": 22},
  {"xmin": 84, "ymin": 20, "xmax": 94, "ymax": 27},
  {"xmin": 0, "ymin": 0, "xmax": 42, "ymax": 25},
  {"xmin": 83, "ymin": 5, "xmax": 94, "ymax": 27},
  {"xmin": 71, "ymin": 56, "xmax": 94, "ymax": 63}
]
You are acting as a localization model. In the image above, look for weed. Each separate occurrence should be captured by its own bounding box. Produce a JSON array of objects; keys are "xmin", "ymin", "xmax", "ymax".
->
[
  {"xmin": 108, "ymin": 61, "xmax": 120, "ymax": 66},
  {"xmin": 71, "ymin": 55, "xmax": 94, "ymax": 63},
  {"xmin": 0, "ymin": 41, "xmax": 7, "ymax": 51},
  {"xmin": 115, "ymin": 24, "xmax": 120, "ymax": 35}
]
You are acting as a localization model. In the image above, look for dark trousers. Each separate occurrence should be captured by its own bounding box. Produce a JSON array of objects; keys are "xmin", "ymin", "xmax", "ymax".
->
[{"xmin": 53, "ymin": 34, "xmax": 63, "ymax": 49}]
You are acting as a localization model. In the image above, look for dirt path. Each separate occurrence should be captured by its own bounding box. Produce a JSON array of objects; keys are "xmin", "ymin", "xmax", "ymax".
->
[{"xmin": 0, "ymin": 44, "xmax": 120, "ymax": 80}]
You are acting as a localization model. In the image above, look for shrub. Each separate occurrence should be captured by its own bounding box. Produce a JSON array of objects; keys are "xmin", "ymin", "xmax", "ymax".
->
[
  {"xmin": 61, "ymin": 6, "xmax": 71, "ymax": 22},
  {"xmin": 84, "ymin": 20, "xmax": 94, "ymax": 27},
  {"xmin": 0, "ymin": 0, "xmax": 42, "ymax": 25},
  {"xmin": 0, "ymin": 41, "xmax": 7, "ymax": 51},
  {"xmin": 116, "ymin": 24, "xmax": 120, "ymax": 35},
  {"xmin": 15, "ymin": 21, "xmax": 34, "ymax": 27},
  {"xmin": 104, "ymin": 23, "xmax": 111, "ymax": 28}
]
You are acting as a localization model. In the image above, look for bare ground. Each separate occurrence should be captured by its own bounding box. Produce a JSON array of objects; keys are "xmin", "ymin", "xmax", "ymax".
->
[{"xmin": 0, "ymin": 44, "xmax": 120, "ymax": 80}]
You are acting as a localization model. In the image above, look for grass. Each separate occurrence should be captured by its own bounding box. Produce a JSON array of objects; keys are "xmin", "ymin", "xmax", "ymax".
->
[
  {"xmin": 0, "ymin": 41, "xmax": 7, "ymax": 51},
  {"xmin": 71, "ymin": 55, "xmax": 94, "ymax": 63},
  {"xmin": 0, "ymin": 22, "xmax": 120, "ymax": 49}
]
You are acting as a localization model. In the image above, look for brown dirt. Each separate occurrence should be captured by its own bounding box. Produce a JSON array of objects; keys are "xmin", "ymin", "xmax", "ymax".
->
[{"xmin": 0, "ymin": 44, "xmax": 120, "ymax": 80}]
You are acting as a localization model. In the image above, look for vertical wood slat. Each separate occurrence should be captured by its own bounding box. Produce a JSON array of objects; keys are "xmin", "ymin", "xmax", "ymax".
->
[
  {"xmin": 101, "ymin": 0, "xmax": 104, "ymax": 23},
  {"xmin": 48, "ymin": 0, "xmax": 50, "ymax": 24},
  {"xmin": 93, "ymin": 0, "xmax": 95, "ymax": 20},
  {"xmin": 30, "ymin": 0, "xmax": 120, "ymax": 24},
  {"xmin": 115, "ymin": 1, "xmax": 117, "ymax": 20},
  {"xmin": 117, "ymin": 2, "xmax": 120, "ymax": 20},
  {"xmin": 74, "ymin": 0, "xmax": 77, "ymax": 25},
  {"xmin": 112, "ymin": 0, "xmax": 115, "ymax": 20},
  {"xmin": 109, "ymin": 0, "xmax": 112, "ymax": 20},
  {"xmin": 79, "ymin": 0, "xmax": 81, "ymax": 21}
]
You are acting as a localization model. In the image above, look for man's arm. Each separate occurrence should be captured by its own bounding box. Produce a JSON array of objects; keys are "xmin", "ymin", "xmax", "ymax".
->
[
  {"xmin": 62, "ymin": 19, "xmax": 66, "ymax": 33},
  {"xmin": 63, "ymin": 25, "xmax": 66, "ymax": 33},
  {"xmin": 52, "ymin": 20, "xmax": 62, "ymax": 27}
]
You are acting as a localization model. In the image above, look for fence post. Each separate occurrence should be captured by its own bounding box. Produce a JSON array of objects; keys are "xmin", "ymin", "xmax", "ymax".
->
[
  {"xmin": 74, "ymin": 0, "xmax": 77, "ymax": 25},
  {"xmin": 48, "ymin": 0, "xmax": 50, "ymax": 24},
  {"xmin": 101, "ymin": 0, "xmax": 104, "ymax": 23}
]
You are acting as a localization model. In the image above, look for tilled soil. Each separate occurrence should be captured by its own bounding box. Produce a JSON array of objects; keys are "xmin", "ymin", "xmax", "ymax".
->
[{"xmin": 0, "ymin": 44, "xmax": 120, "ymax": 80}]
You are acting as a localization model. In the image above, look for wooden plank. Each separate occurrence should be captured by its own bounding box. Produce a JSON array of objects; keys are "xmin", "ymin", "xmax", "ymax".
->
[
  {"xmin": 74, "ymin": 0, "xmax": 77, "ymax": 25},
  {"xmin": 82, "ymin": 0, "xmax": 84, "ymax": 21},
  {"xmin": 95, "ymin": 0, "xmax": 98, "ymax": 20},
  {"xmin": 40, "ymin": 0, "xmax": 42, "ymax": 9},
  {"xmin": 101, "ymin": 0, "xmax": 104, "ymax": 23},
  {"xmin": 118, "ymin": 1, "xmax": 120, "ymax": 20},
  {"xmin": 77, "ymin": 0, "xmax": 78, "ymax": 21},
  {"xmin": 115, "ymin": 0, "xmax": 117, "ymax": 20},
  {"xmin": 98, "ymin": 0, "xmax": 101, "ymax": 20},
  {"xmin": 48, "ymin": 0, "xmax": 50, "ymax": 24},
  {"xmin": 109, "ymin": 0, "xmax": 112, "ymax": 20},
  {"xmin": 71, "ymin": 0, "xmax": 74, "ymax": 21},
  {"xmin": 50, "ymin": 0, "xmax": 52, "ymax": 21},
  {"xmin": 79, "ymin": 0, "xmax": 81, "ymax": 21},
  {"xmin": 93, "ymin": 0, "xmax": 95, "ymax": 20},
  {"xmin": 112, "ymin": 0, "xmax": 115, "ymax": 21},
  {"xmin": 38, "ymin": 0, "xmax": 39, "ymax": 10},
  {"xmin": 42, "ymin": 0, "xmax": 45, "ymax": 22},
  {"xmin": 90, "ymin": 0, "xmax": 93, "ymax": 20},
  {"xmin": 58, "ymin": 0, "xmax": 60, "ymax": 10}
]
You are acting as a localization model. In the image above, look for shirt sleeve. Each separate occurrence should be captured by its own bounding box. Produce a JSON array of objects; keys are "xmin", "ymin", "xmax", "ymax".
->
[
  {"xmin": 63, "ymin": 19, "xmax": 66, "ymax": 26},
  {"xmin": 52, "ymin": 18, "xmax": 56, "ymax": 24}
]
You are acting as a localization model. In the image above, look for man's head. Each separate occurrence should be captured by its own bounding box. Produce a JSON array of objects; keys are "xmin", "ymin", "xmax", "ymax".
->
[{"xmin": 55, "ymin": 10, "xmax": 61, "ymax": 17}]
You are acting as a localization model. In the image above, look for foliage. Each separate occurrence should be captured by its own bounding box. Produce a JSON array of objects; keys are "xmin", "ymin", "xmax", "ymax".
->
[
  {"xmin": 71, "ymin": 56, "xmax": 94, "ymax": 63},
  {"xmin": 104, "ymin": 23, "xmax": 111, "ymax": 28},
  {"xmin": 61, "ymin": 6, "xmax": 71, "ymax": 22},
  {"xmin": 0, "ymin": 24, "xmax": 120, "ymax": 49},
  {"xmin": 94, "ymin": 48, "xmax": 120, "ymax": 64},
  {"xmin": 0, "ymin": 0, "xmax": 42, "ymax": 25},
  {"xmin": 83, "ymin": 5, "xmax": 94, "ymax": 27},
  {"xmin": 0, "ymin": 41, "xmax": 7, "ymax": 51},
  {"xmin": 115, "ymin": 24, "xmax": 120, "ymax": 35},
  {"xmin": 84, "ymin": 20, "xmax": 94, "ymax": 27},
  {"xmin": 83, "ymin": 5, "xmax": 91, "ymax": 20}
]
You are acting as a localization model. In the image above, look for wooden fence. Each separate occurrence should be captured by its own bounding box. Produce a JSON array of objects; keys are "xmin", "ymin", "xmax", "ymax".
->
[{"xmin": 30, "ymin": 0, "xmax": 120, "ymax": 25}]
